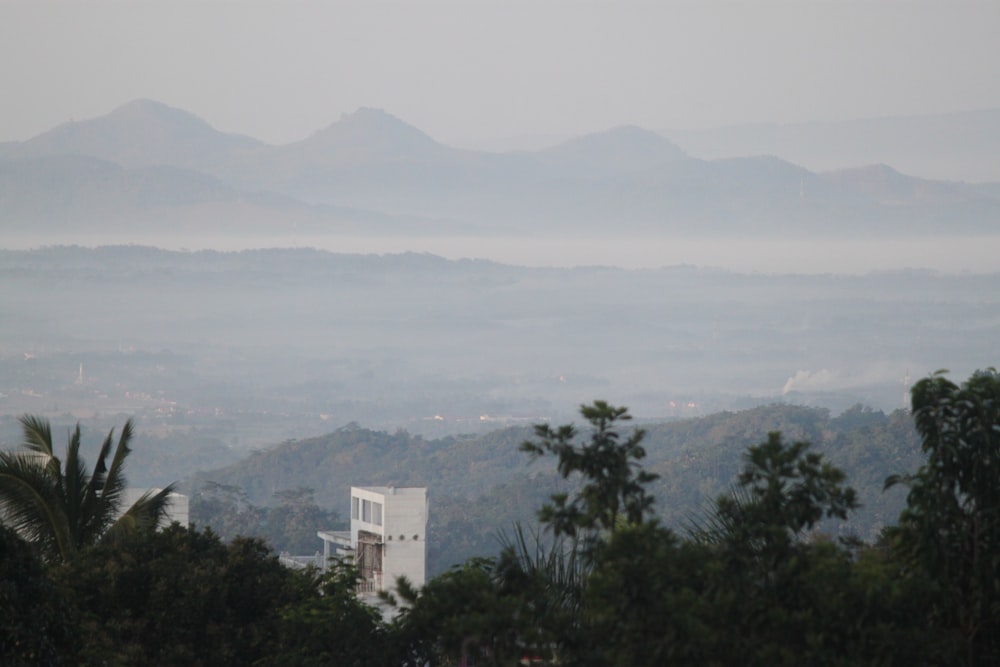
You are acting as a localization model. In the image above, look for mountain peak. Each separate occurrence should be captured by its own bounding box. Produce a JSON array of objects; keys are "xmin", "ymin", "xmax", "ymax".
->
[
  {"xmin": 539, "ymin": 124, "xmax": 688, "ymax": 172},
  {"xmin": 107, "ymin": 98, "xmax": 209, "ymax": 126},
  {"xmin": 341, "ymin": 106, "xmax": 401, "ymax": 122},
  {"xmin": 42, "ymin": 99, "xmax": 221, "ymax": 143},
  {"xmin": 301, "ymin": 107, "xmax": 443, "ymax": 159},
  {"xmin": 17, "ymin": 99, "xmax": 262, "ymax": 168}
]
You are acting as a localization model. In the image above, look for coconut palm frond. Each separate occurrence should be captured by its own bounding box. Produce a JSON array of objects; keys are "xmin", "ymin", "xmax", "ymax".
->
[
  {"xmin": 77, "ymin": 423, "xmax": 130, "ymax": 546},
  {"xmin": 18, "ymin": 415, "xmax": 64, "ymax": 486},
  {"xmin": 1, "ymin": 415, "xmax": 174, "ymax": 563},
  {"xmin": 86, "ymin": 423, "xmax": 116, "ymax": 497},
  {"xmin": 496, "ymin": 521, "xmax": 587, "ymax": 611},
  {"xmin": 18, "ymin": 414, "xmax": 55, "ymax": 457},
  {"xmin": 0, "ymin": 450, "xmax": 73, "ymax": 561},
  {"xmin": 95, "ymin": 419, "xmax": 134, "ymax": 520},
  {"xmin": 685, "ymin": 483, "xmax": 757, "ymax": 546},
  {"xmin": 62, "ymin": 424, "xmax": 89, "ymax": 544},
  {"xmin": 102, "ymin": 484, "xmax": 177, "ymax": 547}
]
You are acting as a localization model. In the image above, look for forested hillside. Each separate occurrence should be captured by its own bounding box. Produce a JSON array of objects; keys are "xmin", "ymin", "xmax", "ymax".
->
[{"xmin": 189, "ymin": 402, "xmax": 923, "ymax": 574}]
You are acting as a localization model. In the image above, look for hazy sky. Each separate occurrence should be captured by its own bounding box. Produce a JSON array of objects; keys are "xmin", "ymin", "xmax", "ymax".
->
[{"xmin": 2, "ymin": 1, "xmax": 999, "ymax": 147}]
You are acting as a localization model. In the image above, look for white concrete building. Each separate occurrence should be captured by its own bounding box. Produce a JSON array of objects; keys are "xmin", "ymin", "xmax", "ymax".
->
[{"xmin": 318, "ymin": 486, "xmax": 428, "ymax": 597}]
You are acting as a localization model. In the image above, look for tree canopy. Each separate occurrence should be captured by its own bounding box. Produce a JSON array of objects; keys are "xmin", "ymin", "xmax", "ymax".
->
[
  {"xmin": 6, "ymin": 371, "xmax": 1000, "ymax": 665},
  {"xmin": 888, "ymin": 368, "xmax": 1000, "ymax": 665}
]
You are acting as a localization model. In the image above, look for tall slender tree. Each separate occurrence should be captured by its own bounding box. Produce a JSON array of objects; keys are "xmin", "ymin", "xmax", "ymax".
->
[
  {"xmin": 520, "ymin": 400, "xmax": 658, "ymax": 539},
  {"xmin": 0, "ymin": 415, "xmax": 175, "ymax": 563},
  {"xmin": 887, "ymin": 369, "xmax": 1000, "ymax": 665}
]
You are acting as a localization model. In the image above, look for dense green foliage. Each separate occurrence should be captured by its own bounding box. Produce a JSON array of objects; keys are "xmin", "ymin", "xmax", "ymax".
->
[
  {"xmin": 888, "ymin": 370, "xmax": 1000, "ymax": 665},
  {"xmin": 14, "ymin": 523, "xmax": 392, "ymax": 666},
  {"xmin": 0, "ymin": 526, "xmax": 77, "ymax": 665},
  {"xmin": 261, "ymin": 560, "xmax": 399, "ymax": 667},
  {"xmin": 4, "ymin": 370, "xmax": 1000, "ymax": 665},
  {"xmin": 52, "ymin": 525, "xmax": 308, "ymax": 665},
  {"xmin": 392, "ymin": 375, "xmax": 1000, "ymax": 666}
]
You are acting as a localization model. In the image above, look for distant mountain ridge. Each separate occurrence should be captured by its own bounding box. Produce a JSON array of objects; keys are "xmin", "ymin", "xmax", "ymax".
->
[
  {"xmin": 3, "ymin": 99, "xmax": 999, "ymax": 241},
  {"xmin": 533, "ymin": 124, "xmax": 688, "ymax": 175},
  {"xmin": 667, "ymin": 108, "xmax": 1000, "ymax": 183},
  {"xmin": 3, "ymin": 99, "xmax": 266, "ymax": 170}
]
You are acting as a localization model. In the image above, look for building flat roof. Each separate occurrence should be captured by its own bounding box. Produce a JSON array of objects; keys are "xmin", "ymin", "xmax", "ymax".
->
[{"xmin": 354, "ymin": 486, "xmax": 426, "ymax": 497}]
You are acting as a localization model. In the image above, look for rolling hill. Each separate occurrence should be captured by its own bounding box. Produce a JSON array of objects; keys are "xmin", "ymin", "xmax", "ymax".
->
[{"xmin": 186, "ymin": 403, "xmax": 924, "ymax": 574}]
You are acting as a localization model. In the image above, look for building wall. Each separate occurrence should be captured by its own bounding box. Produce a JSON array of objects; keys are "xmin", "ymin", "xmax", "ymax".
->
[
  {"xmin": 382, "ymin": 487, "xmax": 428, "ymax": 589},
  {"xmin": 349, "ymin": 486, "xmax": 428, "ymax": 591}
]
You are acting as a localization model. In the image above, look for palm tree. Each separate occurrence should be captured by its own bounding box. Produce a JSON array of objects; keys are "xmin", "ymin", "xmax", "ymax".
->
[
  {"xmin": 494, "ymin": 522, "xmax": 590, "ymax": 664},
  {"xmin": 0, "ymin": 415, "xmax": 175, "ymax": 563}
]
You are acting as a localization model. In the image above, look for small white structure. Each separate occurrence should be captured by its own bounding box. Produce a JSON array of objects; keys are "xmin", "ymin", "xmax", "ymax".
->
[
  {"xmin": 120, "ymin": 487, "xmax": 189, "ymax": 527},
  {"xmin": 318, "ymin": 486, "xmax": 428, "ymax": 597}
]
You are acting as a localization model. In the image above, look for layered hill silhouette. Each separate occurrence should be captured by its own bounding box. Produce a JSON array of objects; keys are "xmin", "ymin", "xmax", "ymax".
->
[
  {"xmin": 3, "ymin": 99, "xmax": 999, "ymax": 239},
  {"xmin": 668, "ymin": 109, "xmax": 1000, "ymax": 184},
  {"xmin": 1, "ymin": 99, "xmax": 265, "ymax": 170}
]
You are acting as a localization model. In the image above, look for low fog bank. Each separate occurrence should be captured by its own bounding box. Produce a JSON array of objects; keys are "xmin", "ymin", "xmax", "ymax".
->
[
  {"xmin": 6, "ymin": 233, "xmax": 1000, "ymax": 274},
  {"xmin": 2, "ymin": 244, "xmax": 996, "ymax": 483}
]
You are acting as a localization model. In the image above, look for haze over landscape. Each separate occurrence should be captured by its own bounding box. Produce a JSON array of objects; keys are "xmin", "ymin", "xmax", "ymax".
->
[
  {"xmin": 7, "ymin": 5, "xmax": 1000, "ymax": 663},
  {"xmin": 4, "ymin": 1, "xmax": 1000, "ymax": 268},
  {"xmin": 4, "ymin": 2, "xmax": 1000, "ymax": 149},
  {"xmin": 2, "ymin": 0, "xmax": 999, "ymax": 562}
]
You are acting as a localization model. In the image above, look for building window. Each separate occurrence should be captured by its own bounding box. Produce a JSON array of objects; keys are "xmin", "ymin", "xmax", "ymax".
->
[
  {"xmin": 351, "ymin": 496, "xmax": 359, "ymax": 520},
  {"xmin": 373, "ymin": 502, "xmax": 383, "ymax": 526},
  {"xmin": 362, "ymin": 499, "xmax": 371, "ymax": 523}
]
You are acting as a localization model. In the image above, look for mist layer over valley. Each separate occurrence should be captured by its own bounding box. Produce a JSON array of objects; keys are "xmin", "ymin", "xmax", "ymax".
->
[
  {"xmin": 2, "ymin": 245, "xmax": 996, "ymax": 454},
  {"xmin": 1, "ymin": 100, "xmax": 998, "ymax": 539},
  {"xmin": 5, "ymin": 6, "xmax": 1000, "ymax": 661}
]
